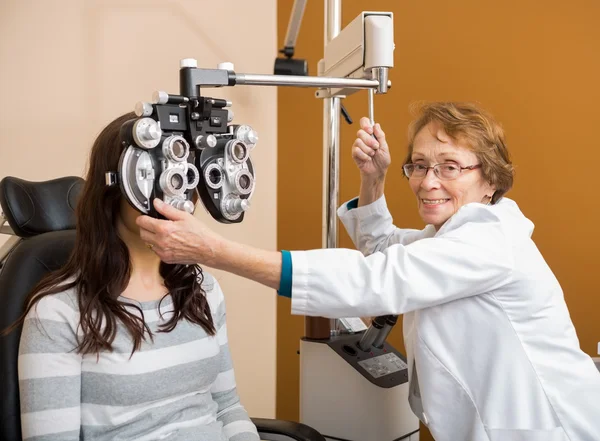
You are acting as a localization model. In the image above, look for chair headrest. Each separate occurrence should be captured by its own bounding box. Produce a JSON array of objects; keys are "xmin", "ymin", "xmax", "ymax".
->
[{"xmin": 0, "ymin": 176, "xmax": 84, "ymax": 238}]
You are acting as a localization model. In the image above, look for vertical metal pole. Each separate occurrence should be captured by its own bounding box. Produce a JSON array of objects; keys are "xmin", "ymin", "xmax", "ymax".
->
[
  {"xmin": 305, "ymin": 0, "xmax": 342, "ymax": 340},
  {"xmin": 323, "ymin": 0, "xmax": 341, "ymax": 249}
]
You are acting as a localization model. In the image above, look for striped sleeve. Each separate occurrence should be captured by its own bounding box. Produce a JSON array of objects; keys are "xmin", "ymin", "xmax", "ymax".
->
[
  {"xmin": 18, "ymin": 292, "xmax": 82, "ymax": 441},
  {"xmin": 209, "ymin": 280, "xmax": 260, "ymax": 441}
]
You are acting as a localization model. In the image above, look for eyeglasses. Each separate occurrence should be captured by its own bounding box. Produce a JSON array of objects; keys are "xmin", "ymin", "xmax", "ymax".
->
[{"xmin": 403, "ymin": 163, "xmax": 482, "ymax": 180}]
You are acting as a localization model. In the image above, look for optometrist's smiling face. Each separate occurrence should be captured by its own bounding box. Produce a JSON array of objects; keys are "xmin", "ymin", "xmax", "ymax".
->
[{"xmin": 409, "ymin": 122, "xmax": 495, "ymax": 230}]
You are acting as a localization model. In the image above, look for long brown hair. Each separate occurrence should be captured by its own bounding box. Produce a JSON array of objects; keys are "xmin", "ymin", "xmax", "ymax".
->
[{"xmin": 4, "ymin": 112, "xmax": 215, "ymax": 354}]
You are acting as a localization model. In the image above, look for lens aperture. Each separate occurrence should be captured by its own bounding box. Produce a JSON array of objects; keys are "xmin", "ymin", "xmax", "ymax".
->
[
  {"xmin": 234, "ymin": 169, "xmax": 254, "ymax": 195},
  {"xmin": 209, "ymin": 168, "xmax": 221, "ymax": 185},
  {"xmin": 159, "ymin": 168, "xmax": 186, "ymax": 196},
  {"xmin": 172, "ymin": 140, "xmax": 187, "ymax": 159},
  {"xmin": 233, "ymin": 143, "xmax": 246, "ymax": 161},
  {"xmin": 185, "ymin": 163, "xmax": 200, "ymax": 189},
  {"xmin": 170, "ymin": 173, "xmax": 184, "ymax": 190},
  {"xmin": 204, "ymin": 163, "xmax": 224, "ymax": 190},
  {"xmin": 239, "ymin": 174, "xmax": 250, "ymax": 190},
  {"xmin": 228, "ymin": 140, "xmax": 249, "ymax": 164},
  {"xmin": 163, "ymin": 135, "xmax": 189, "ymax": 163}
]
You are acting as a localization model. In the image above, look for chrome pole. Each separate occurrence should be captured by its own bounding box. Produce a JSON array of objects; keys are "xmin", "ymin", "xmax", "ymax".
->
[
  {"xmin": 323, "ymin": 94, "xmax": 340, "ymax": 249},
  {"xmin": 306, "ymin": 0, "xmax": 342, "ymax": 340},
  {"xmin": 323, "ymin": 0, "xmax": 341, "ymax": 250}
]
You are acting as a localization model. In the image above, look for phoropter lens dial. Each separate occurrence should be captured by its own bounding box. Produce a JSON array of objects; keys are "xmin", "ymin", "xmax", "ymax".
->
[
  {"xmin": 163, "ymin": 135, "xmax": 190, "ymax": 163},
  {"xmin": 204, "ymin": 163, "xmax": 224, "ymax": 190},
  {"xmin": 159, "ymin": 167, "xmax": 187, "ymax": 197},
  {"xmin": 226, "ymin": 140, "xmax": 249, "ymax": 164},
  {"xmin": 186, "ymin": 163, "xmax": 200, "ymax": 189},
  {"xmin": 234, "ymin": 169, "xmax": 254, "ymax": 195}
]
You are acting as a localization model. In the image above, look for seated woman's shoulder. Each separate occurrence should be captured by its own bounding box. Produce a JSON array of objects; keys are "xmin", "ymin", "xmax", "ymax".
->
[
  {"xmin": 200, "ymin": 270, "xmax": 215, "ymax": 287},
  {"xmin": 198, "ymin": 270, "xmax": 224, "ymax": 303},
  {"xmin": 25, "ymin": 282, "xmax": 79, "ymax": 323}
]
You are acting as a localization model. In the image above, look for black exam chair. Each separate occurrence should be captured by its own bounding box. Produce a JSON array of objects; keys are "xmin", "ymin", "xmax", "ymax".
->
[{"xmin": 0, "ymin": 176, "xmax": 325, "ymax": 441}]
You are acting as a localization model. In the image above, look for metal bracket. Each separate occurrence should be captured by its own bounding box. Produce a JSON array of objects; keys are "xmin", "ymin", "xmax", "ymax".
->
[
  {"xmin": 105, "ymin": 171, "xmax": 119, "ymax": 186},
  {"xmin": 0, "ymin": 213, "xmax": 13, "ymax": 235},
  {"xmin": 315, "ymin": 89, "xmax": 347, "ymax": 100}
]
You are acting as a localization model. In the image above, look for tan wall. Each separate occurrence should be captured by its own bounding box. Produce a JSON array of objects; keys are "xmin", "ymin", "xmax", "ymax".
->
[
  {"xmin": 277, "ymin": 1, "xmax": 600, "ymax": 440},
  {"xmin": 0, "ymin": 0, "xmax": 277, "ymax": 417}
]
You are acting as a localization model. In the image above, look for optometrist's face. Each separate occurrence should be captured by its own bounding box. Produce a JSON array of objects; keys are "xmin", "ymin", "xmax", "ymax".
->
[{"xmin": 409, "ymin": 122, "xmax": 495, "ymax": 230}]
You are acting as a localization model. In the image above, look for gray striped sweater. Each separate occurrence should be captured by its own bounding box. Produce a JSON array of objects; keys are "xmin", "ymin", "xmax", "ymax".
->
[{"xmin": 18, "ymin": 274, "xmax": 260, "ymax": 441}]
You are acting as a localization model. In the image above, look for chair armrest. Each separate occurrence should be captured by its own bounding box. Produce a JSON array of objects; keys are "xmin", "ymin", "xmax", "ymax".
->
[{"xmin": 251, "ymin": 418, "xmax": 326, "ymax": 441}]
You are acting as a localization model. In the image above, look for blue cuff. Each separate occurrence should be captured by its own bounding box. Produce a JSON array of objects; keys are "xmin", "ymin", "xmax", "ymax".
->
[
  {"xmin": 277, "ymin": 250, "xmax": 293, "ymax": 298},
  {"xmin": 346, "ymin": 198, "xmax": 359, "ymax": 210}
]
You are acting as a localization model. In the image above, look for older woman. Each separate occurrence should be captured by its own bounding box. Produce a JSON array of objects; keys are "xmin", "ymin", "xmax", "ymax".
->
[{"xmin": 137, "ymin": 102, "xmax": 600, "ymax": 441}]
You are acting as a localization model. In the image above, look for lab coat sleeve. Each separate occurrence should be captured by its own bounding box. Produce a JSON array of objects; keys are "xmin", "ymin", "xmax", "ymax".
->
[
  {"xmin": 291, "ymin": 204, "xmax": 514, "ymax": 318},
  {"xmin": 337, "ymin": 195, "xmax": 432, "ymax": 255}
]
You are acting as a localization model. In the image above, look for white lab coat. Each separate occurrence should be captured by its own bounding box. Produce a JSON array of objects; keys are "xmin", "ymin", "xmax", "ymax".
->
[{"xmin": 289, "ymin": 195, "xmax": 600, "ymax": 441}]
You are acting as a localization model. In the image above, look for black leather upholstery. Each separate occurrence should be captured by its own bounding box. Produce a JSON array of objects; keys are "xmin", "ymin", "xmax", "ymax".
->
[
  {"xmin": 0, "ymin": 230, "xmax": 76, "ymax": 441},
  {"xmin": 251, "ymin": 418, "xmax": 326, "ymax": 441},
  {"xmin": 0, "ymin": 176, "xmax": 83, "ymax": 237}
]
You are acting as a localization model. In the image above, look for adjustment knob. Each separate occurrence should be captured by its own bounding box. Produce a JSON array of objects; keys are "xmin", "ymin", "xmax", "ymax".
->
[
  {"xmin": 244, "ymin": 129, "xmax": 258, "ymax": 145},
  {"xmin": 226, "ymin": 198, "xmax": 250, "ymax": 214},
  {"xmin": 195, "ymin": 135, "xmax": 217, "ymax": 149},
  {"xmin": 238, "ymin": 199, "xmax": 250, "ymax": 211},
  {"xmin": 180, "ymin": 58, "xmax": 198, "ymax": 68},
  {"xmin": 143, "ymin": 124, "xmax": 161, "ymax": 141},
  {"xmin": 235, "ymin": 125, "xmax": 259, "ymax": 148},
  {"xmin": 133, "ymin": 118, "xmax": 162, "ymax": 149},
  {"xmin": 135, "ymin": 101, "xmax": 153, "ymax": 117},
  {"xmin": 170, "ymin": 199, "xmax": 195, "ymax": 213},
  {"xmin": 217, "ymin": 62, "xmax": 234, "ymax": 71},
  {"xmin": 152, "ymin": 91, "xmax": 169, "ymax": 105}
]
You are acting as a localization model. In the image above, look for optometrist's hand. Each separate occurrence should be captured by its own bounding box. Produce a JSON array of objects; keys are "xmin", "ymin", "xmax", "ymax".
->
[
  {"xmin": 136, "ymin": 199, "xmax": 226, "ymax": 266},
  {"xmin": 352, "ymin": 117, "xmax": 391, "ymax": 180},
  {"xmin": 136, "ymin": 199, "xmax": 283, "ymax": 290}
]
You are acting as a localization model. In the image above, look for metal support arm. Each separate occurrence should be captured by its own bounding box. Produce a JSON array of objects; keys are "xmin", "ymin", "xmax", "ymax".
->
[{"xmin": 179, "ymin": 64, "xmax": 388, "ymax": 97}]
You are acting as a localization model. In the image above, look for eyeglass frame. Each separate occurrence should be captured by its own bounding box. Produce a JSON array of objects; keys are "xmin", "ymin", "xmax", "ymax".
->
[{"xmin": 402, "ymin": 163, "xmax": 482, "ymax": 181}]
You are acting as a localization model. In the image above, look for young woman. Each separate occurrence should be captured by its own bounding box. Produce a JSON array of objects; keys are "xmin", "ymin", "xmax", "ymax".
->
[{"xmin": 14, "ymin": 112, "xmax": 259, "ymax": 441}]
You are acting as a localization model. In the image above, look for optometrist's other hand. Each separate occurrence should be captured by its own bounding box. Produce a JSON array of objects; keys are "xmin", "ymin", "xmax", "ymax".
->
[
  {"xmin": 351, "ymin": 117, "xmax": 391, "ymax": 180},
  {"xmin": 136, "ymin": 199, "xmax": 226, "ymax": 266}
]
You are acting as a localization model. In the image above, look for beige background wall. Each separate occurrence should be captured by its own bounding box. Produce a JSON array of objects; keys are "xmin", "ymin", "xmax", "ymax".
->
[
  {"xmin": 277, "ymin": 1, "xmax": 600, "ymax": 440},
  {"xmin": 0, "ymin": 0, "xmax": 277, "ymax": 417}
]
